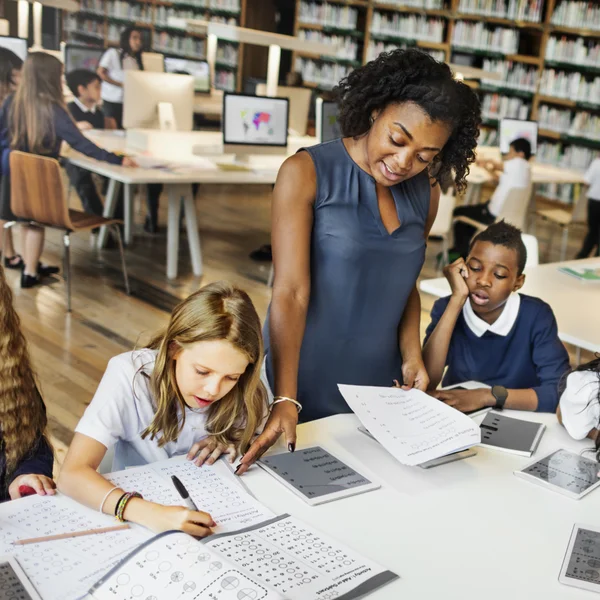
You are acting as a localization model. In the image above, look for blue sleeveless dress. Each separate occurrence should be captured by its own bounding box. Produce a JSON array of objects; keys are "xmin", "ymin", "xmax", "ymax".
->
[{"xmin": 264, "ymin": 138, "xmax": 431, "ymax": 422}]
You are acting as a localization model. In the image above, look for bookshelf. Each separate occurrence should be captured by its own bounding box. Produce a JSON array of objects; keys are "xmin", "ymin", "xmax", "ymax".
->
[
  {"xmin": 291, "ymin": 0, "xmax": 600, "ymax": 203},
  {"xmin": 63, "ymin": 0, "xmax": 246, "ymax": 91}
]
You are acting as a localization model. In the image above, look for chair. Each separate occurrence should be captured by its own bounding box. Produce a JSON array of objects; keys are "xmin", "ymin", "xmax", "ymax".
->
[
  {"xmin": 7, "ymin": 151, "xmax": 130, "ymax": 312},
  {"xmin": 428, "ymin": 191, "xmax": 456, "ymax": 270},
  {"xmin": 521, "ymin": 233, "xmax": 539, "ymax": 269},
  {"xmin": 255, "ymin": 84, "xmax": 312, "ymax": 136},
  {"xmin": 535, "ymin": 188, "xmax": 588, "ymax": 261}
]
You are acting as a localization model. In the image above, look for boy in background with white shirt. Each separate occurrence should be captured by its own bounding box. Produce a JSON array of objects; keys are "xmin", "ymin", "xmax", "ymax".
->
[
  {"xmin": 450, "ymin": 137, "xmax": 532, "ymax": 259},
  {"xmin": 576, "ymin": 157, "xmax": 600, "ymax": 258}
]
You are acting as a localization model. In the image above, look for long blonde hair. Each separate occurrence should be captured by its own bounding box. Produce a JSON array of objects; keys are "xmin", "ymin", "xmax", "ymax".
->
[
  {"xmin": 142, "ymin": 282, "xmax": 268, "ymax": 453},
  {"xmin": 0, "ymin": 265, "xmax": 49, "ymax": 476},
  {"xmin": 10, "ymin": 52, "xmax": 66, "ymax": 154}
]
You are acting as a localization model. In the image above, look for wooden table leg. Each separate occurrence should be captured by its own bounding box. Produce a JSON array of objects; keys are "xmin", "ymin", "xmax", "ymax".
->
[
  {"xmin": 98, "ymin": 179, "xmax": 121, "ymax": 249},
  {"xmin": 183, "ymin": 185, "xmax": 203, "ymax": 277},
  {"xmin": 124, "ymin": 183, "xmax": 133, "ymax": 246}
]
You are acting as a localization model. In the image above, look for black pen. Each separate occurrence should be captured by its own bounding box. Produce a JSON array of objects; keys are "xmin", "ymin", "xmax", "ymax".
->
[{"xmin": 171, "ymin": 475, "xmax": 199, "ymax": 511}]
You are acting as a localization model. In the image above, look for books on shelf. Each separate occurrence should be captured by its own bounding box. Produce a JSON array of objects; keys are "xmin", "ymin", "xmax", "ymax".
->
[
  {"xmin": 545, "ymin": 36, "xmax": 600, "ymax": 69},
  {"xmin": 537, "ymin": 141, "xmax": 599, "ymax": 170},
  {"xmin": 298, "ymin": 1, "xmax": 359, "ymax": 30},
  {"xmin": 370, "ymin": 12, "xmax": 445, "ymax": 43},
  {"xmin": 481, "ymin": 92, "xmax": 530, "ymax": 120},
  {"xmin": 481, "ymin": 58, "xmax": 538, "ymax": 91},
  {"xmin": 551, "ymin": 1, "xmax": 600, "ymax": 32},
  {"xmin": 457, "ymin": 0, "xmax": 544, "ymax": 23},
  {"xmin": 539, "ymin": 69, "xmax": 600, "ymax": 105},
  {"xmin": 540, "ymin": 105, "xmax": 600, "ymax": 143},
  {"xmin": 365, "ymin": 40, "xmax": 445, "ymax": 62},
  {"xmin": 153, "ymin": 31, "xmax": 206, "ymax": 59},
  {"xmin": 452, "ymin": 21, "xmax": 519, "ymax": 54},
  {"xmin": 298, "ymin": 29, "xmax": 359, "ymax": 61},
  {"xmin": 295, "ymin": 56, "xmax": 350, "ymax": 90},
  {"xmin": 376, "ymin": 0, "xmax": 445, "ymax": 8}
]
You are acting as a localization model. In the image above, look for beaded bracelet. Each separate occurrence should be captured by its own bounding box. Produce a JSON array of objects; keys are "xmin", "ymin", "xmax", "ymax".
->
[
  {"xmin": 116, "ymin": 492, "xmax": 143, "ymax": 523},
  {"xmin": 272, "ymin": 396, "xmax": 302, "ymax": 413},
  {"xmin": 113, "ymin": 493, "xmax": 128, "ymax": 517}
]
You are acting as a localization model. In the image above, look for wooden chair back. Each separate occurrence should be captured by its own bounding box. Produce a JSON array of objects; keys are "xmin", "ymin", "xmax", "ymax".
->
[
  {"xmin": 10, "ymin": 151, "xmax": 73, "ymax": 230},
  {"xmin": 496, "ymin": 185, "xmax": 531, "ymax": 231},
  {"xmin": 429, "ymin": 191, "xmax": 456, "ymax": 238}
]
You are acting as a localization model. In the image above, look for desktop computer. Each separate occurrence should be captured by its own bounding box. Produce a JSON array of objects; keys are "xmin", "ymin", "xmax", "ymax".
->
[
  {"xmin": 315, "ymin": 98, "xmax": 341, "ymax": 143},
  {"xmin": 255, "ymin": 84, "xmax": 311, "ymax": 136},
  {"xmin": 164, "ymin": 57, "xmax": 210, "ymax": 93},
  {"xmin": 0, "ymin": 35, "xmax": 27, "ymax": 60},
  {"xmin": 123, "ymin": 71, "xmax": 194, "ymax": 131},
  {"xmin": 64, "ymin": 43, "xmax": 104, "ymax": 73},
  {"xmin": 499, "ymin": 118, "xmax": 538, "ymax": 155}
]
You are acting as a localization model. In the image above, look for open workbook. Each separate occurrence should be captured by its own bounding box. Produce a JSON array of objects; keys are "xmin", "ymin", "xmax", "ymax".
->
[{"xmin": 84, "ymin": 515, "xmax": 398, "ymax": 600}]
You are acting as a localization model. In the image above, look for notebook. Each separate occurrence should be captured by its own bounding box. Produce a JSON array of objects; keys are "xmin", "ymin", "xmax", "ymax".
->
[
  {"xmin": 86, "ymin": 514, "xmax": 398, "ymax": 600},
  {"xmin": 559, "ymin": 263, "xmax": 600, "ymax": 282},
  {"xmin": 559, "ymin": 523, "xmax": 600, "ymax": 592},
  {"xmin": 479, "ymin": 412, "xmax": 545, "ymax": 456}
]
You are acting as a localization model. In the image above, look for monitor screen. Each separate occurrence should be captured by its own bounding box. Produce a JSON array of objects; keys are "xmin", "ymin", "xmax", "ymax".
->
[
  {"xmin": 0, "ymin": 36, "xmax": 27, "ymax": 61},
  {"xmin": 164, "ymin": 57, "xmax": 210, "ymax": 93},
  {"xmin": 64, "ymin": 44, "xmax": 104, "ymax": 73},
  {"xmin": 320, "ymin": 100, "xmax": 341, "ymax": 143},
  {"xmin": 223, "ymin": 93, "xmax": 289, "ymax": 147},
  {"xmin": 499, "ymin": 118, "xmax": 538, "ymax": 155}
]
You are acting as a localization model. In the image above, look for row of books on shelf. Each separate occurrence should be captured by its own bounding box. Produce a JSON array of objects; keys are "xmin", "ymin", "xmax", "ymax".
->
[
  {"xmin": 79, "ymin": 0, "xmax": 103, "ymax": 15},
  {"xmin": 481, "ymin": 59, "xmax": 538, "ymax": 91},
  {"xmin": 154, "ymin": 6, "xmax": 237, "ymax": 27},
  {"xmin": 365, "ymin": 41, "xmax": 445, "ymax": 62},
  {"xmin": 545, "ymin": 36, "xmax": 600, "ymax": 68},
  {"xmin": 537, "ymin": 140, "xmax": 598, "ymax": 170},
  {"xmin": 456, "ymin": 0, "xmax": 544, "ymax": 22},
  {"xmin": 479, "ymin": 126, "xmax": 499, "ymax": 146},
  {"xmin": 105, "ymin": 1, "xmax": 152, "ymax": 23},
  {"xmin": 370, "ymin": 14, "xmax": 445, "ymax": 43},
  {"xmin": 214, "ymin": 69, "xmax": 235, "ymax": 92},
  {"xmin": 294, "ymin": 57, "xmax": 350, "ymax": 90},
  {"xmin": 537, "ymin": 182, "xmax": 580, "ymax": 203},
  {"xmin": 375, "ymin": 0, "xmax": 444, "ymax": 8},
  {"xmin": 66, "ymin": 16, "xmax": 104, "ymax": 38},
  {"xmin": 452, "ymin": 21, "xmax": 519, "ymax": 54},
  {"xmin": 539, "ymin": 69, "xmax": 600, "ymax": 105},
  {"xmin": 538, "ymin": 105, "xmax": 600, "ymax": 142},
  {"xmin": 153, "ymin": 34, "xmax": 206, "ymax": 60},
  {"xmin": 551, "ymin": 0, "xmax": 600, "ymax": 32},
  {"xmin": 298, "ymin": 2, "xmax": 358, "ymax": 30},
  {"xmin": 481, "ymin": 92, "xmax": 530, "ymax": 121},
  {"xmin": 298, "ymin": 30, "xmax": 360, "ymax": 61}
]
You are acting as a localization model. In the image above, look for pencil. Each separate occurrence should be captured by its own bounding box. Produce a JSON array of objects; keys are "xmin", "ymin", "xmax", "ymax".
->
[{"xmin": 12, "ymin": 524, "xmax": 131, "ymax": 546}]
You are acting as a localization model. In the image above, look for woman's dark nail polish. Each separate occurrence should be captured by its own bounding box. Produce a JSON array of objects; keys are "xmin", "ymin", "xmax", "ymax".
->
[
  {"xmin": 234, "ymin": 464, "xmax": 241, "ymax": 474},
  {"xmin": 288, "ymin": 443, "xmax": 295, "ymax": 453}
]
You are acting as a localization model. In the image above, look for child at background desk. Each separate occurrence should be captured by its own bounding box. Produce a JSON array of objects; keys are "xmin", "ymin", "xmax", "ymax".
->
[
  {"xmin": 58, "ymin": 282, "xmax": 269, "ymax": 537},
  {"xmin": 423, "ymin": 221, "xmax": 570, "ymax": 413}
]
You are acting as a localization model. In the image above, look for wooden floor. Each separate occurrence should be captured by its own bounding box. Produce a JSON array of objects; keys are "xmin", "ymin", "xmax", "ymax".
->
[{"xmin": 5, "ymin": 182, "xmax": 595, "ymax": 470}]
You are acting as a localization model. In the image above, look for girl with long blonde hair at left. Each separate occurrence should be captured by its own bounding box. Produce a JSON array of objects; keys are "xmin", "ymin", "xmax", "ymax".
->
[
  {"xmin": 0, "ymin": 264, "xmax": 54, "ymax": 501},
  {"xmin": 58, "ymin": 281, "xmax": 269, "ymax": 537}
]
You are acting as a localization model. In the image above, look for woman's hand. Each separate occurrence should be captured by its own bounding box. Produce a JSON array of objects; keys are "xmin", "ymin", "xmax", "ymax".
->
[
  {"xmin": 9, "ymin": 474, "xmax": 56, "ymax": 500},
  {"xmin": 443, "ymin": 258, "xmax": 470, "ymax": 302},
  {"xmin": 121, "ymin": 156, "xmax": 138, "ymax": 168},
  {"xmin": 187, "ymin": 438, "xmax": 237, "ymax": 467},
  {"xmin": 131, "ymin": 500, "xmax": 216, "ymax": 537},
  {"xmin": 236, "ymin": 402, "xmax": 299, "ymax": 475},
  {"xmin": 400, "ymin": 357, "xmax": 429, "ymax": 391},
  {"xmin": 433, "ymin": 388, "xmax": 494, "ymax": 413}
]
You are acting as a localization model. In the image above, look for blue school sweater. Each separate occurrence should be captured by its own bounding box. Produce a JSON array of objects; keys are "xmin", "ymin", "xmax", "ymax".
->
[{"xmin": 424, "ymin": 294, "xmax": 570, "ymax": 412}]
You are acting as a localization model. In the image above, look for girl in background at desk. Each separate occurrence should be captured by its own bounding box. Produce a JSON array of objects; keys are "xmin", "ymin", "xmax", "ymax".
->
[
  {"xmin": 0, "ymin": 48, "xmax": 22, "ymax": 273},
  {"xmin": 0, "ymin": 264, "xmax": 55, "ymax": 501},
  {"xmin": 58, "ymin": 282, "xmax": 268, "ymax": 536},
  {"xmin": 0, "ymin": 52, "xmax": 136, "ymax": 289},
  {"xmin": 558, "ymin": 358, "xmax": 600, "ymax": 444}
]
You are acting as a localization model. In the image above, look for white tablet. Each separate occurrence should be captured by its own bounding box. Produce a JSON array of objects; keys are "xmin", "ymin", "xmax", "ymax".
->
[
  {"xmin": 514, "ymin": 449, "xmax": 600, "ymax": 500},
  {"xmin": 0, "ymin": 555, "xmax": 42, "ymax": 600},
  {"xmin": 559, "ymin": 523, "xmax": 600, "ymax": 592},
  {"xmin": 258, "ymin": 446, "xmax": 380, "ymax": 506}
]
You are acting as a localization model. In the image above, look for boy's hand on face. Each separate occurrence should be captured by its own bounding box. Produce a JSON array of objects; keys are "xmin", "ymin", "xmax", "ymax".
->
[{"xmin": 443, "ymin": 258, "xmax": 469, "ymax": 303}]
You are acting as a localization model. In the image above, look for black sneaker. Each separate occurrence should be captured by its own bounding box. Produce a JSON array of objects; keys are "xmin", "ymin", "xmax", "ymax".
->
[
  {"xmin": 38, "ymin": 263, "xmax": 60, "ymax": 277},
  {"xmin": 3, "ymin": 254, "xmax": 24, "ymax": 270},
  {"xmin": 21, "ymin": 272, "xmax": 40, "ymax": 288}
]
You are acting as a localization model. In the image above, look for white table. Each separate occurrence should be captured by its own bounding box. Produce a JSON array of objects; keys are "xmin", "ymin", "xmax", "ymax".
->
[
  {"xmin": 240, "ymin": 411, "xmax": 598, "ymax": 599},
  {"xmin": 67, "ymin": 130, "xmax": 317, "ymax": 279},
  {"xmin": 419, "ymin": 257, "xmax": 600, "ymax": 356}
]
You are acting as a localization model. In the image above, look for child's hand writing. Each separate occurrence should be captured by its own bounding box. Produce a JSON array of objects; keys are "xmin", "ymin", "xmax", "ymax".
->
[
  {"xmin": 136, "ymin": 502, "xmax": 216, "ymax": 537},
  {"xmin": 187, "ymin": 437, "xmax": 237, "ymax": 467},
  {"xmin": 443, "ymin": 258, "xmax": 470, "ymax": 302},
  {"xmin": 8, "ymin": 474, "xmax": 56, "ymax": 500}
]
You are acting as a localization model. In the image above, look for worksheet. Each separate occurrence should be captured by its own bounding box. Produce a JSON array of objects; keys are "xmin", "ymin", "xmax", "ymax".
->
[
  {"xmin": 87, "ymin": 515, "xmax": 398, "ymax": 600},
  {"xmin": 338, "ymin": 385, "xmax": 481, "ymax": 466},
  {"xmin": 106, "ymin": 456, "xmax": 275, "ymax": 532}
]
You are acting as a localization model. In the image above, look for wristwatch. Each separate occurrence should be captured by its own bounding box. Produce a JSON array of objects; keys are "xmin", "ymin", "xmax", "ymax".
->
[{"xmin": 491, "ymin": 385, "xmax": 508, "ymax": 410}]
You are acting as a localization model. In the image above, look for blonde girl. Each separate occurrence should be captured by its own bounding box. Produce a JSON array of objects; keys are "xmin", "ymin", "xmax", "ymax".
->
[
  {"xmin": 0, "ymin": 264, "xmax": 55, "ymax": 501},
  {"xmin": 58, "ymin": 282, "xmax": 268, "ymax": 536}
]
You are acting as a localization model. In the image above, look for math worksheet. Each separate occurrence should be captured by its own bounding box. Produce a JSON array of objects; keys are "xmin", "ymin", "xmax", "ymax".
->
[{"xmin": 338, "ymin": 385, "xmax": 481, "ymax": 466}]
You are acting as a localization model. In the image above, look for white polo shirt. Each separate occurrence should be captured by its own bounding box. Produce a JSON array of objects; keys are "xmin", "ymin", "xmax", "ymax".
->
[
  {"xmin": 488, "ymin": 157, "xmax": 531, "ymax": 217},
  {"xmin": 559, "ymin": 371, "xmax": 600, "ymax": 440},
  {"xmin": 462, "ymin": 292, "xmax": 521, "ymax": 338},
  {"xmin": 76, "ymin": 349, "xmax": 212, "ymax": 471},
  {"xmin": 98, "ymin": 48, "xmax": 140, "ymax": 104},
  {"xmin": 584, "ymin": 158, "xmax": 600, "ymax": 201}
]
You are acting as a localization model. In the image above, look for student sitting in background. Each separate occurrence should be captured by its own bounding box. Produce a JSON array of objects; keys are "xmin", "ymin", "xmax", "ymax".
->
[
  {"xmin": 0, "ymin": 265, "xmax": 55, "ymax": 501},
  {"xmin": 58, "ymin": 282, "xmax": 269, "ymax": 536},
  {"xmin": 450, "ymin": 138, "xmax": 532, "ymax": 259},
  {"xmin": 558, "ymin": 358, "xmax": 600, "ymax": 443},
  {"xmin": 423, "ymin": 221, "xmax": 570, "ymax": 414},
  {"xmin": 0, "ymin": 52, "xmax": 137, "ymax": 288},
  {"xmin": 576, "ymin": 157, "xmax": 600, "ymax": 258}
]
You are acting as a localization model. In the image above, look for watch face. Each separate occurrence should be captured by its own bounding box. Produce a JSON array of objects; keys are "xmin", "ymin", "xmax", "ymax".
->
[{"xmin": 492, "ymin": 386, "xmax": 508, "ymax": 402}]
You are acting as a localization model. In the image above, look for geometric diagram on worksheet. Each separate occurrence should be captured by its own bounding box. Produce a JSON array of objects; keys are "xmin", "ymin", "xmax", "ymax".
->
[
  {"xmin": 193, "ymin": 570, "xmax": 270, "ymax": 600},
  {"xmin": 566, "ymin": 527, "xmax": 600, "ymax": 585}
]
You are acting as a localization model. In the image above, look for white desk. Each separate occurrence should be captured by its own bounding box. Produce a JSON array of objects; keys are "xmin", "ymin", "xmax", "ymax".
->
[
  {"xmin": 419, "ymin": 257, "xmax": 600, "ymax": 355},
  {"xmin": 240, "ymin": 411, "xmax": 597, "ymax": 599},
  {"xmin": 67, "ymin": 130, "xmax": 317, "ymax": 279}
]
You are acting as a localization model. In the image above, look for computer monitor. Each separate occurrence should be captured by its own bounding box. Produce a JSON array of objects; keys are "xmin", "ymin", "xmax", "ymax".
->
[
  {"xmin": 499, "ymin": 118, "xmax": 538, "ymax": 155},
  {"xmin": 255, "ymin": 84, "xmax": 311, "ymax": 136},
  {"xmin": 222, "ymin": 93, "xmax": 289, "ymax": 158},
  {"xmin": 0, "ymin": 36, "xmax": 27, "ymax": 61},
  {"xmin": 64, "ymin": 43, "xmax": 104, "ymax": 73},
  {"xmin": 123, "ymin": 71, "xmax": 194, "ymax": 131},
  {"xmin": 164, "ymin": 57, "xmax": 210, "ymax": 93},
  {"xmin": 316, "ymin": 98, "xmax": 341, "ymax": 143},
  {"xmin": 142, "ymin": 52, "xmax": 165, "ymax": 73}
]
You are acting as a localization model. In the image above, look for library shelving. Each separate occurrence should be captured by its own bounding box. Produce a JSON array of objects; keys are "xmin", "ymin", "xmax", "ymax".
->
[{"xmin": 63, "ymin": 0, "xmax": 246, "ymax": 91}]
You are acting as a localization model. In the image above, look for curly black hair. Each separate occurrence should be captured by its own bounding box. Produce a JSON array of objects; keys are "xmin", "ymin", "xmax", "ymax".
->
[{"xmin": 334, "ymin": 49, "xmax": 481, "ymax": 194}]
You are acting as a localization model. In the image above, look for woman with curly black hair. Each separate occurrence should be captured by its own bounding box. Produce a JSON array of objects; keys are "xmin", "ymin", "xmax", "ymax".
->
[{"xmin": 238, "ymin": 49, "xmax": 481, "ymax": 471}]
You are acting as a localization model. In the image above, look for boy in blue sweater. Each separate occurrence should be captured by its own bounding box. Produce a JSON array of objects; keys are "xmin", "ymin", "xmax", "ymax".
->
[{"xmin": 423, "ymin": 221, "xmax": 570, "ymax": 413}]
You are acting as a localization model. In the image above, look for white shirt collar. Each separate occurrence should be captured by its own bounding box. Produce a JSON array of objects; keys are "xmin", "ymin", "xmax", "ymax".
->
[
  {"xmin": 73, "ymin": 97, "xmax": 97, "ymax": 114},
  {"xmin": 462, "ymin": 292, "xmax": 521, "ymax": 337}
]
